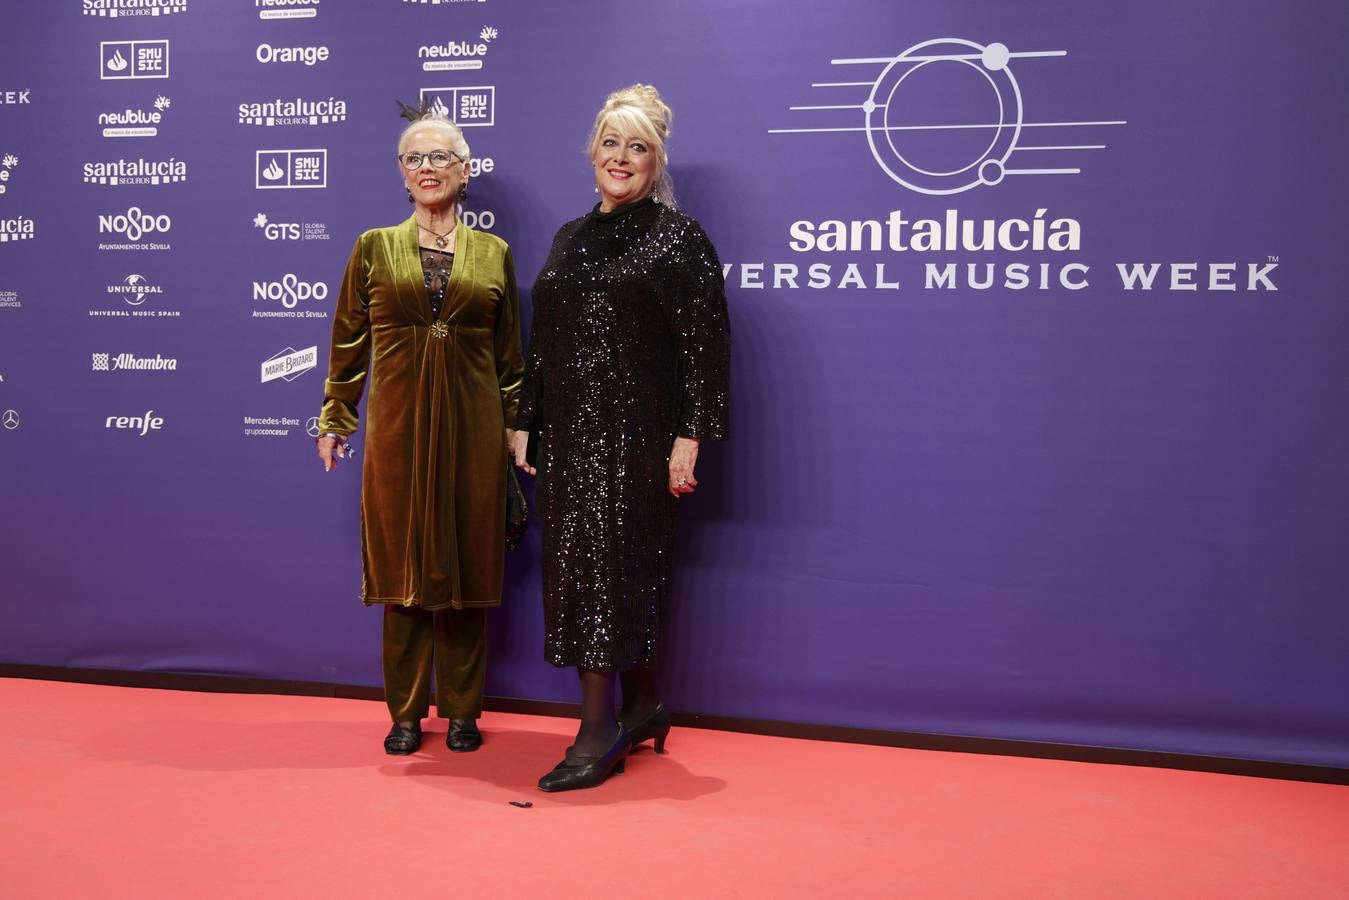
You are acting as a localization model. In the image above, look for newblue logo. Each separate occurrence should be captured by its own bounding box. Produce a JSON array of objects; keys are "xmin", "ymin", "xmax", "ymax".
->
[
  {"xmin": 239, "ymin": 96, "xmax": 347, "ymax": 127},
  {"xmin": 256, "ymin": 149, "xmax": 327, "ymax": 189},
  {"xmin": 256, "ymin": 0, "xmax": 319, "ymax": 20},
  {"xmin": 83, "ymin": 157, "xmax": 186, "ymax": 186},
  {"xmin": 84, "ymin": 0, "xmax": 187, "ymax": 17},
  {"xmin": 419, "ymin": 26, "xmax": 497, "ymax": 71},
  {"xmin": 99, "ymin": 96, "xmax": 170, "ymax": 138},
  {"xmin": 101, "ymin": 41, "xmax": 170, "ymax": 80},
  {"xmin": 419, "ymin": 86, "xmax": 494, "ymax": 127},
  {"xmin": 0, "ymin": 154, "xmax": 17, "ymax": 196}
]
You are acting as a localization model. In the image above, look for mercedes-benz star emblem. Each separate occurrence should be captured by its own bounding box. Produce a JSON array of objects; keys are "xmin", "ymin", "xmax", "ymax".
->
[
  {"xmin": 2, "ymin": 409, "xmax": 19, "ymax": 430},
  {"xmin": 306, "ymin": 416, "xmax": 320, "ymax": 438}
]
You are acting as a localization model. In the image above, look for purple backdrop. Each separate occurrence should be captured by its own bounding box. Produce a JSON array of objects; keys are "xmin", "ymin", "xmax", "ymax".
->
[{"xmin": 1, "ymin": 1, "xmax": 1346, "ymax": 767}]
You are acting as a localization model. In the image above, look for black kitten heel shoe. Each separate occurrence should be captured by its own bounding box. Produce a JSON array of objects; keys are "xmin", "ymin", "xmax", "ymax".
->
[
  {"xmin": 384, "ymin": 722, "xmax": 423, "ymax": 755},
  {"xmin": 447, "ymin": 718, "xmax": 483, "ymax": 753},
  {"xmin": 625, "ymin": 703, "xmax": 673, "ymax": 754},
  {"xmin": 537, "ymin": 725, "xmax": 631, "ymax": 793}
]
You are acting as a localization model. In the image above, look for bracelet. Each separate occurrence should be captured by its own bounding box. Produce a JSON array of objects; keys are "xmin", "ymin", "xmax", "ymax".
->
[{"xmin": 316, "ymin": 432, "xmax": 347, "ymax": 446}]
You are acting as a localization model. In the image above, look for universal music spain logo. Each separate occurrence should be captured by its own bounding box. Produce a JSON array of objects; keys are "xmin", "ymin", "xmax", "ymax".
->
[
  {"xmin": 101, "ymin": 41, "xmax": 170, "ymax": 80},
  {"xmin": 84, "ymin": 0, "xmax": 187, "ymax": 17},
  {"xmin": 256, "ymin": 150, "xmax": 326, "ymax": 189}
]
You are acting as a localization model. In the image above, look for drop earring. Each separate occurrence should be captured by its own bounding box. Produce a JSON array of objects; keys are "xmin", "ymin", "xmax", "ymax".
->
[
  {"xmin": 458, "ymin": 183, "xmax": 468, "ymax": 203},
  {"xmin": 407, "ymin": 188, "xmax": 415, "ymax": 204}
]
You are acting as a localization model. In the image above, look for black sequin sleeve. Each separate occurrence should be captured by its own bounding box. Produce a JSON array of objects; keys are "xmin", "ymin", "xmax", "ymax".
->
[
  {"xmin": 515, "ymin": 228, "xmax": 565, "ymax": 432},
  {"xmin": 669, "ymin": 221, "xmax": 731, "ymax": 440}
]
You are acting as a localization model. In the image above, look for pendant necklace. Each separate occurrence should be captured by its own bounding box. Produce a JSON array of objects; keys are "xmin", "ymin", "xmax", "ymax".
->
[{"xmin": 418, "ymin": 217, "xmax": 456, "ymax": 249}]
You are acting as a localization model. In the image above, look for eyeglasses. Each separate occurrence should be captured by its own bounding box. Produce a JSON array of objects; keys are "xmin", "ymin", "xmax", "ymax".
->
[{"xmin": 398, "ymin": 149, "xmax": 466, "ymax": 170}]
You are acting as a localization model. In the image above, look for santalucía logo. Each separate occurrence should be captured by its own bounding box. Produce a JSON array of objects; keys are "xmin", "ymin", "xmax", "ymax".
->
[{"xmin": 82, "ymin": 158, "xmax": 187, "ymax": 186}]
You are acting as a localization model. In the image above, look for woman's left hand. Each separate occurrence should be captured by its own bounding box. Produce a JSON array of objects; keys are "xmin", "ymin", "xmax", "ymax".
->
[{"xmin": 668, "ymin": 436, "xmax": 700, "ymax": 497}]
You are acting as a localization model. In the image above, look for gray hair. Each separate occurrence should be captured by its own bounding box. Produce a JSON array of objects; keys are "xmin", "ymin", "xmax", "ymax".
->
[{"xmin": 398, "ymin": 114, "xmax": 470, "ymax": 160}]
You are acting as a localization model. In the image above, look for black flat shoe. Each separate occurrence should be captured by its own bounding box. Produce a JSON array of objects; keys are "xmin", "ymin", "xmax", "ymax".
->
[
  {"xmin": 384, "ymin": 722, "xmax": 422, "ymax": 756},
  {"xmin": 623, "ymin": 703, "xmax": 672, "ymax": 754},
  {"xmin": 537, "ymin": 725, "xmax": 631, "ymax": 793},
  {"xmin": 447, "ymin": 718, "xmax": 482, "ymax": 753}
]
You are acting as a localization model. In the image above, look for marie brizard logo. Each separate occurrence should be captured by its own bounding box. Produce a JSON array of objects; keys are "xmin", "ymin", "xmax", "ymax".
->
[
  {"xmin": 261, "ymin": 346, "xmax": 318, "ymax": 383},
  {"xmin": 770, "ymin": 38, "xmax": 1125, "ymax": 195}
]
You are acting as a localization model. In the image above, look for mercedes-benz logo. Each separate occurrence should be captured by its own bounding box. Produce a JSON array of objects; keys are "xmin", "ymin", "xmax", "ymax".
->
[
  {"xmin": 2, "ymin": 409, "xmax": 19, "ymax": 430},
  {"xmin": 305, "ymin": 416, "xmax": 320, "ymax": 438}
]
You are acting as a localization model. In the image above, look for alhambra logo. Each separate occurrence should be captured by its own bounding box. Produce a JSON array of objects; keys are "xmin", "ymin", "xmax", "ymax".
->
[
  {"xmin": 92, "ymin": 352, "xmax": 178, "ymax": 372},
  {"xmin": 256, "ymin": 150, "xmax": 327, "ymax": 189},
  {"xmin": 239, "ymin": 96, "xmax": 347, "ymax": 127},
  {"xmin": 770, "ymin": 37, "xmax": 1124, "ymax": 195},
  {"xmin": 100, "ymin": 96, "xmax": 170, "ymax": 138},
  {"xmin": 419, "ymin": 26, "xmax": 497, "ymax": 71},
  {"xmin": 82, "ymin": 157, "xmax": 187, "ymax": 186},
  {"xmin": 256, "ymin": 0, "xmax": 319, "ymax": 20},
  {"xmin": 84, "ymin": 0, "xmax": 187, "ymax": 17},
  {"xmin": 101, "ymin": 41, "xmax": 170, "ymax": 80},
  {"xmin": 418, "ymin": 86, "xmax": 494, "ymax": 127}
]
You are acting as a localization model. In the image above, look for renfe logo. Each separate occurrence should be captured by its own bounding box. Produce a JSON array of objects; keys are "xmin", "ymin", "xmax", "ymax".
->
[
  {"xmin": 101, "ymin": 41, "xmax": 170, "ymax": 81},
  {"xmin": 418, "ymin": 86, "xmax": 494, "ymax": 127},
  {"xmin": 255, "ymin": 149, "xmax": 327, "ymax": 189},
  {"xmin": 106, "ymin": 410, "xmax": 164, "ymax": 435}
]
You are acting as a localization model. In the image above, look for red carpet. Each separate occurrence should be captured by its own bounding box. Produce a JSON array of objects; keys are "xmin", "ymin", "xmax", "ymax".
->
[{"xmin": 1, "ymin": 679, "xmax": 1345, "ymax": 898}]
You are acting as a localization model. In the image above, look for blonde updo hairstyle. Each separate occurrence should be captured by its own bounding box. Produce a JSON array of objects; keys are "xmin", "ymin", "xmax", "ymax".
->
[{"xmin": 586, "ymin": 84, "xmax": 676, "ymax": 208}]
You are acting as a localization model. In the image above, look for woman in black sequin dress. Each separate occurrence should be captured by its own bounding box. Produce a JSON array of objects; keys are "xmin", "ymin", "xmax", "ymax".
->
[{"xmin": 511, "ymin": 85, "xmax": 730, "ymax": 792}]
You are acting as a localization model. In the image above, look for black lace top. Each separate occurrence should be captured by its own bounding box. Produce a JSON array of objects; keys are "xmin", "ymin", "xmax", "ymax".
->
[{"xmin": 420, "ymin": 247, "xmax": 454, "ymax": 319}]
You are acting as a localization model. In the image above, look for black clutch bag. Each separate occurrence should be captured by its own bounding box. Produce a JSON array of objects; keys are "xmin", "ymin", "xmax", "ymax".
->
[{"xmin": 505, "ymin": 462, "xmax": 528, "ymax": 550}]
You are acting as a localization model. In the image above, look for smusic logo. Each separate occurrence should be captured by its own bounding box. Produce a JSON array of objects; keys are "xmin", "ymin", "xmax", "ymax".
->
[
  {"xmin": 83, "ymin": 157, "xmax": 187, "ymax": 187},
  {"xmin": 83, "ymin": 0, "xmax": 188, "ymax": 17},
  {"xmin": 256, "ymin": 149, "xmax": 327, "ymax": 189},
  {"xmin": 418, "ymin": 86, "xmax": 494, "ymax": 127},
  {"xmin": 101, "ymin": 41, "xmax": 170, "ymax": 80},
  {"xmin": 100, "ymin": 96, "xmax": 171, "ymax": 138},
  {"xmin": 238, "ymin": 96, "xmax": 347, "ymax": 127}
]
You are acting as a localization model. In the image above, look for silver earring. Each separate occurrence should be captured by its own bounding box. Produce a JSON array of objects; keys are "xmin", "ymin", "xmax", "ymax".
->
[
  {"xmin": 458, "ymin": 183, "xmax": 468, "ymax": 203},
  {"xmin": 407, "ymin": 188, "xmax": 415, "ymax": 204}
]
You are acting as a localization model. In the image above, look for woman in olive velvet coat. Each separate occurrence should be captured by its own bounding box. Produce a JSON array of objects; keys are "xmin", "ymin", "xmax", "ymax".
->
[{"xmin": 316, "ymin": 113, "xmax": 524, "ymax": 756}]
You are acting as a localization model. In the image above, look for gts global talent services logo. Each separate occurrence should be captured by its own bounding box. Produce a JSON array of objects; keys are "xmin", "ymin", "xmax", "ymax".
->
[
  {"xmin": 83, "ymin": 156, "xmax": 187, "ymax": 187},
  {"xmin": 419, "ymin": 26, "xmax": 497, "ymax": 72},
  {"xmin": 256, "ymin": 0, "xmax": 319, "ymax": 21},
  {"xmin": 84, "ymin": 0, "xmax": 188, "ymax": 17},
  {"xmin": 253, "ymin": 211, "xmax": 329, "ymax": 242},
  {"xmin": 100, "ymin": 95, "xmax": 171, "ymax": 138},
  {"xmin": 239, "ymin": 96, "xmax": 347, "ymax": 127},
  {"xmin": 256, "ymin": 149, "xmax": 327, "ymax": 189},
  {"xmin": 101, "ymin": 41, "xmax": 170, "ymax": 80}
]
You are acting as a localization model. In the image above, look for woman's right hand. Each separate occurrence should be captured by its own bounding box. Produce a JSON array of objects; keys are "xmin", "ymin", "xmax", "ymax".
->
[
  {"xmin": 317, "ymin": 435, "xmax": 345, "ymax": 472},
  {"xmin": 508, "ymin": 429, "xmax": 535, "ymax": 476}
]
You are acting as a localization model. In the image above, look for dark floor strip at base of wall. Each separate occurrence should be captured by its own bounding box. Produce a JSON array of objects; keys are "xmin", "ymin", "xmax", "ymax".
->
[{"xmin": 3, "ymin": 663, "xmax": 1345, "ymax": 786}]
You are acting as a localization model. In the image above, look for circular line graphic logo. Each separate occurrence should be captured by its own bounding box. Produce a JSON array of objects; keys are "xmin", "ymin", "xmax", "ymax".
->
[{"xmin": 2, "ymin": 409, "xmax": 19, "ymax": 430}]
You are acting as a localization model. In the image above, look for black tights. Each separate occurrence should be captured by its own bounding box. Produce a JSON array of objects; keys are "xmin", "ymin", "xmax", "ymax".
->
[{"xmin": 572, "ymin": 665, "xmax": 662, "ymax": 755}]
